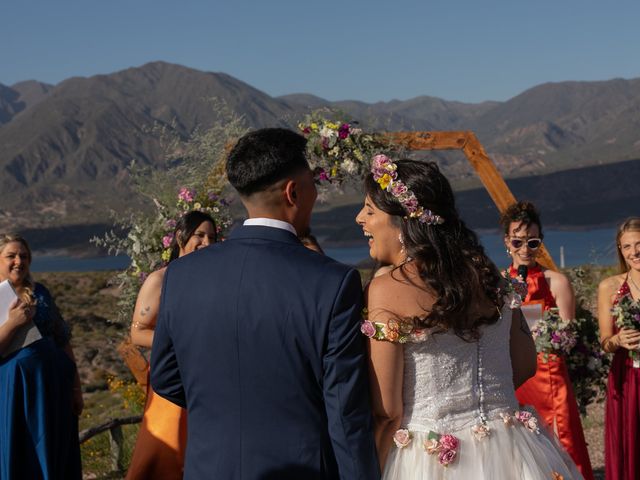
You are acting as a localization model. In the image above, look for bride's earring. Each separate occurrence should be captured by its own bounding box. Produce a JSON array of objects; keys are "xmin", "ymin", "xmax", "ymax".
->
[
  {"xmin": 506, "ymin": 248, "xmax": 511, "ymax": 256},
  {"xmin": 399, "ymin": 233, "xmax": 406, "ymax": 256}
]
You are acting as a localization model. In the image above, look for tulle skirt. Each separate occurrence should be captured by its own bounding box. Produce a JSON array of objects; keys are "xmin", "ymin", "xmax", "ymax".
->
[{"xmin": 383, "ymin": 415, "xmax": 583, "ymax": 479}]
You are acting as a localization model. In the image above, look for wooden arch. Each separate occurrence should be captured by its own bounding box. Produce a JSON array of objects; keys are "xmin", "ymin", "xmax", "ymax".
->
[
  {"xmin": 383, "ymin": 131, "xmax": 557, "ymax": 271},
  {"xmin": 119, "ymin": 130, "xmax": 557, "ymax": 387}
]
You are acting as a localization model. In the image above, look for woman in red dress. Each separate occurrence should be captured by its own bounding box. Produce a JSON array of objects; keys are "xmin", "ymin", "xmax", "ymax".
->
[
  {"xmin": 598, "ymin": 217, "xmax": 640, "ymax": 480},
  {"xmin": 501, "ymin": 201, "xmax": 593, "ymax": 480}
]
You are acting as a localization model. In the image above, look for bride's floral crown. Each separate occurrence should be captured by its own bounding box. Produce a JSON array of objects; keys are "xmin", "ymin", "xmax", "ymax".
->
[{"xmin": 371, "ymin": 154, "xmax": 445, "ymax": 225}]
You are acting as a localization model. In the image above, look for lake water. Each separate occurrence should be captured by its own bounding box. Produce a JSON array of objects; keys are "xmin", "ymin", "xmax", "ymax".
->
[{"xmin": 30, "ymin": 228, "xmax": 618, "ymax": 272}]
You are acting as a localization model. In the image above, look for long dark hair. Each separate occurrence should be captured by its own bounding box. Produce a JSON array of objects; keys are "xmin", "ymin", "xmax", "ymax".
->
[
  {"xmin": 365, "ymin": 159, "xmax": 503, "ymax": 339},
  {"xmin": 169, "ymin": 211, "xmax": 217, "ymax": 262}
]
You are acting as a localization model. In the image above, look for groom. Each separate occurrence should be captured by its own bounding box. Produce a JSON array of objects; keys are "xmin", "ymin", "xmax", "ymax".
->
[{"xmin": 151, "ymin": 128, "xmax": 379, "ymax": 479}]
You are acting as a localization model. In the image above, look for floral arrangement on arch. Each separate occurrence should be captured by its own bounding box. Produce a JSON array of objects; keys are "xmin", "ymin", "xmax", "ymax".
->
[{"xmin": 298, "ymin": 110, "xmax": 397, "ymax": 199}]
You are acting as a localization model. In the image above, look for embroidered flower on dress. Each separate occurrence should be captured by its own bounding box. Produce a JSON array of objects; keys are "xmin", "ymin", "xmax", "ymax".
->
[
  {"xmin": 500, "ymin": 412, "xmax": 514, "ymax": 426},
  {"xmin": 471, "ymin": 422, "xmax": 491, "ymax": 440},
  {"xmin": 515, "ymin": 410, "xmax": 540, "ymax": 434},
  {"xmin": 423, "ymin": 439, "xmax": 441, "ymax": 455},
  {"xmin": 360, "ymin": 321, "xmax": 376, "ymax": 338},
  {"xmin": 438, "ymin": 449, "xmax": 457, "ymax": 467},
  {"xmin": 393, "ymin": 429, "xmax": 412, "ymax": 448}
]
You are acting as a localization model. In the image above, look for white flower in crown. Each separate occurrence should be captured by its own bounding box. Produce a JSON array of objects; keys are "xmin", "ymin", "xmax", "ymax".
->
[{"xmin": 342, "ymin": 158, "xmax": 359, "ymax": 174}]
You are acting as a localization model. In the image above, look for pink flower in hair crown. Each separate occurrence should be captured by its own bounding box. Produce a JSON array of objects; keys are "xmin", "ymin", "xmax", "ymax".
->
[{"xmin": 370, "ymin": 154, "xmax": 444, "ymax": 226}]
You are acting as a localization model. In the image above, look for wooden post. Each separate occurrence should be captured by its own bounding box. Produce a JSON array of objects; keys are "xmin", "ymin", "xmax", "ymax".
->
[
  {"xmin": 383, "ymin": 131, "xmax": 558, "ymax": 271},
  {"xmin": 109, "ymin": 424, "xmax": 125, "ymax": 472}
]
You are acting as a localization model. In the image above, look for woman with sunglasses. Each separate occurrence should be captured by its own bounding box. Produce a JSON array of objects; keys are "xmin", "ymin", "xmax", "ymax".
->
[{"xmin": 501, "ymin": 201, "xmax": 593, "ymax": 480}]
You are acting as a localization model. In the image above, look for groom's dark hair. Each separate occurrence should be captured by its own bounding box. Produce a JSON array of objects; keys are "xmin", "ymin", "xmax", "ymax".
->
[{"xmin": 226, "ymin": 128, "xmax": 310, "ymax": 196}]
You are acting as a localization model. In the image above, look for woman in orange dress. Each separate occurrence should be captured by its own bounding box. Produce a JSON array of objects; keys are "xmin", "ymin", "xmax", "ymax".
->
[
  {"xmin": 126, "ymin": 211, "xmax": 217, "ymax": 480},
  {"xmin": 501, "ymin": 201, "xmax": 594, "ymax": 480}
]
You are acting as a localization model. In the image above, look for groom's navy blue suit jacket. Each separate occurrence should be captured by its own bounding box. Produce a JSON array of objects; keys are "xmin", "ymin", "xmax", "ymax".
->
[{"xmin": 151, "ymin": 225, "xmax": 379, "ymax": 480}]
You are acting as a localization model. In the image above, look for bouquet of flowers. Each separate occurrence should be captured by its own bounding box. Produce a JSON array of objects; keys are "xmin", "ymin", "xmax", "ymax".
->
[
  {"xmin": 528, "ymin": 305, "xmax": 609, "ymax": 414},
  {"xmin": 566, "ymin": 315, "xmax": 610, "ymax": 414},
  {"xmin": 612, "ymin": 294, "xmax": 640, "ymax": 368},
  {"xmin": 298, "ymin": 110, "xmax": 396, "ymax": 198},
  {"xmin": 530, "ymin": 308, "xmax": 577, "ymax": 358}
]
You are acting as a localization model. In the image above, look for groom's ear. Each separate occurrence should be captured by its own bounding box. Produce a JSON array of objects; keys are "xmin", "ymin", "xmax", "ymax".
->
[{"xmin": 283, "ymin": 179, "xmax": 298, "ymax": 206}]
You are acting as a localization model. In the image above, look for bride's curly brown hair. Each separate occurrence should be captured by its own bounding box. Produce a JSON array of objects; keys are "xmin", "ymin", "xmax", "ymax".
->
[{"xmin": 365, "ymin": 159, "xmax": 504, "ymax": 339}]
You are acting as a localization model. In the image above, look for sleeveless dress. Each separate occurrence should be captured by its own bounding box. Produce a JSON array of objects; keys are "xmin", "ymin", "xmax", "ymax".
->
[
  {"xmin": 125, "ymin": 369, "xmax": 187, "ymax": 480},
  {"xmin": 509, "ymin": 264, "xmax": 594, "ymax": 480},
  {"xmin": 372, "ymin": 299, "xmax": 583, "ymax": 479},
  {"xmin": 0, "ymin": 283, "xmax": 82, "ymax": 480},
  {"xmin": 605, "ymin": 278, "xmax": 640, "ymax": 480}
]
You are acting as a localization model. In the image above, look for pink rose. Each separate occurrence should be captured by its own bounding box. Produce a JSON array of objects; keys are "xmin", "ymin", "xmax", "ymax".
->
[
  {"xmin": 515, "ymin": 411, "xmax": 532, "ymax": 422},
  {"xmin": 439, "ymin": 434, "xmax": 459, "ymax": 451},
  {"xmin": 162, "ymin": 234, "xmax": 174, "ymax": 248},
  {"xmin": 438, "ymin": 449, "xmax": 457, "ymax": 466},
  {"xmin": 423, "ymin": 439, "xmax": 440, "ymax": 455},
  {"xmin": 178, "ymin": 187, "xmax": 195, "ymax": 203},
  {"xmin": 360, "ymin": 321, "xmax": 376, "ymax": 338},
  {"xmin": 392, "ymin": 429, "xmax": 412, "ymax": 448}
]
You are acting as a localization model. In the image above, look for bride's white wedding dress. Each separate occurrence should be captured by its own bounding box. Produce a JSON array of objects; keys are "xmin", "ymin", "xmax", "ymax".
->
[{"xmin": 381, "ymin": 303, "xmax": 583, "ymax": 479}]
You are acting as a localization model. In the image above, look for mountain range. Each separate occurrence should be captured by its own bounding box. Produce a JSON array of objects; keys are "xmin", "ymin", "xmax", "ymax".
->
[{"xmin": 1, "ymin": 61, "xmax": 638, "ymax": 246}]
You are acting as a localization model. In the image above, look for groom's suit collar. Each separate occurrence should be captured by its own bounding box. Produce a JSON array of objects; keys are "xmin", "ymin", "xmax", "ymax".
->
[
  {"xmin": 243, "ymin": 218, "xmax": 297, "ymax": 236},
  {"xmin": 229, "ymin": 222, "xmax": 301, "ymax": 245}
]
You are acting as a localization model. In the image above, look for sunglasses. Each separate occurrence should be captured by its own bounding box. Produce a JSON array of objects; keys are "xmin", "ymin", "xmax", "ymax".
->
[{"xmin": 509, "ymin": 237, "xmax": 542, "ymax": 250}]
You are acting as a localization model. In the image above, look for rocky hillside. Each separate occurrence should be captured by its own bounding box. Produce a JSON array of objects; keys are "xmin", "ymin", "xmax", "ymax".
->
[{"xmin": 1, "ymin": 62, "xmax": 638, "ymax": 242}]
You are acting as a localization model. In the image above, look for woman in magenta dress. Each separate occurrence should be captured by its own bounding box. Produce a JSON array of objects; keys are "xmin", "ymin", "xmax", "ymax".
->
[
  {"xmin": 598, "ymin": 217, "xmax": 640, "ymax": 480},
  {"xmin": 501, "ymin": 202, "xmax": 593, "ymax": 480}
]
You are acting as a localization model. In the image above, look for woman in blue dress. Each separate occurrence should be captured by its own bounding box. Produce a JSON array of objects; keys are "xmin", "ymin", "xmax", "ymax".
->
[{"xmin": 0, "ymin": 234, "xmax": 83, "ymax": 479}]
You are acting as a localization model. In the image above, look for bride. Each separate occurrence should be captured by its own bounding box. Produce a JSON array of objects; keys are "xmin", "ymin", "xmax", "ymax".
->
[{"xmin": 356, "ymin": 155, "xmax": 583, "ymax": 479}]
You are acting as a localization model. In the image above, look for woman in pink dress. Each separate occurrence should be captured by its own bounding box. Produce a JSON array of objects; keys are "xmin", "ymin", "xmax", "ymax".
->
[{"xmin": 598, "ymin": 217, "xmax": 640, "ymax": 480}]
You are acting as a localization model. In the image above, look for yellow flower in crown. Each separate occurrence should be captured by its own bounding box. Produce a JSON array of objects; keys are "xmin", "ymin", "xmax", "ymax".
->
[
  {"xmin": 331, "ymin": 166, "xmax": 338, "ymax": 177},
  {"xmin": 377, "ymin": 173, "xmax": 393, "ymax": 190},
  {"xmin": 325, "ymin": 121, "xmax": 339, "ymax": 130},
  {"xmin": 161, "ymin": 249, "xmax": 171, "ymax": 262},
  {"xmin": 310, "ymin": 123, "xmax": 319, "ymax": 131}
]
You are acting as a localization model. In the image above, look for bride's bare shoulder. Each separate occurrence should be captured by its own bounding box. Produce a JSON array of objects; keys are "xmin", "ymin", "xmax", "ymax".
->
[{"xmin": 366, "ymin": 263, "xmax": 433, "ymax": 317}]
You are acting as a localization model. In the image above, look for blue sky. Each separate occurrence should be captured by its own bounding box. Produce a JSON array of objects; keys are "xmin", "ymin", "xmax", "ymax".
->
[{"xmin": 3, "ymin": 0, "xmax": 639, "ymax": 103}]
